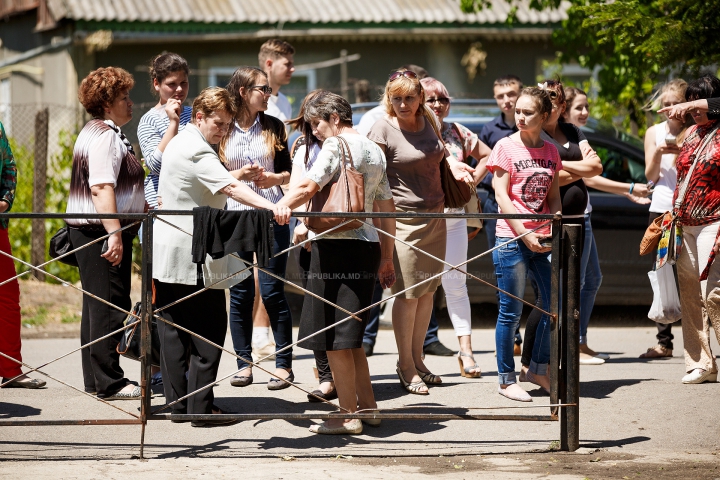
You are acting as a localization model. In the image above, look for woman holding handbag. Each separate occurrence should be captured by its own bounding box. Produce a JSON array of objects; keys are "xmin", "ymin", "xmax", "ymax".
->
[
  {"xmin": 638, "ymin": 80, "xmax": 689, "ymax": 359},
  {"xmin": 420, "ymin": 77, "xmax": 491, "ymax": 378},
  {"xmin": 367, "ymin": 69, "xmax": 475, "ymax": 395},
  {"xmin": 277, "ymin": 91, "xmax": 396, "ymax": 434},
  {"xmin": 671, "ymin": 74, "xmax": 720, "ymax": 384}
]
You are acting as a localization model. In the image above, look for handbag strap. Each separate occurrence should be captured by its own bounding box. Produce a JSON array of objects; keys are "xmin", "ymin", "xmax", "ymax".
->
[{"xmin": 674, "ymin": 123, "xmax": 720, "ymax": 211}]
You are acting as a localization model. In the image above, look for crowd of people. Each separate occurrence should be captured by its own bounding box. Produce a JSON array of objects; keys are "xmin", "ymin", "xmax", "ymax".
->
[{"xmin": 2, "ymin": 38, "xmax": 719, "ymax": 434}]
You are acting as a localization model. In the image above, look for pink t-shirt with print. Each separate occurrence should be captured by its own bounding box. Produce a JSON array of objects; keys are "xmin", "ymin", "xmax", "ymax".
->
[{"xmin": 485, "ymin": 136, "xmax": 562, "ymax": 238}]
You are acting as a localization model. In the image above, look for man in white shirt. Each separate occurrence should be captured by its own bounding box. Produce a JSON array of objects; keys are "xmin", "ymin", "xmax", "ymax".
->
[{"xmin": 259, "ymin": 39, "xmax": 295, "ymax": 121}]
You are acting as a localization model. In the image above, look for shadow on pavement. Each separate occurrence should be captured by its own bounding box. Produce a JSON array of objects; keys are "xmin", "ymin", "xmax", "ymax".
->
[
  {"xmin": 581, "ymin": 435, "xmax": 651, "ymax": 449},
  {"xmin": 579, "ymin": 378, "xmax": 654, "ymax": 399},
  {"xmin": 0, "ymin": 402, "xmax": 42, "ymax": 418}
]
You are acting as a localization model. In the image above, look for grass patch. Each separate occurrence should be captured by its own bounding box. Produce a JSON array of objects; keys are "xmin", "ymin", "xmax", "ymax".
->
[
  {"xmin": 60, "ymin": 306, "xmax": 81, "ymax": 324},
  {"xmin": 21, "ymin": 306, "xmax": 49, "ymax": 326}
]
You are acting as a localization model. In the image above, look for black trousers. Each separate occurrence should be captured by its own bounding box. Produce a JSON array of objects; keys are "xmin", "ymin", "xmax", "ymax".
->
[
  {"xmin": 155, "ymin": 279, "xmax": 227, "ymax": 414},
  {"xmin": 69, "ymin": 228, "xmax": 134, "ymax": 397},
  {"xmin": 298, "ymin": 247, "xmax": 333, "ymax": 384},
  {"xmin": 648, "ymin": 212, "xmax": 675, "ymax": 349}
]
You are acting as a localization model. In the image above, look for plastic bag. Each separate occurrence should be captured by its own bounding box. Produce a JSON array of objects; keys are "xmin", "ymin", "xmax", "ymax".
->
[{"xmin": 647, "ymin": 268, "xmax": 682, "ymax": 324}]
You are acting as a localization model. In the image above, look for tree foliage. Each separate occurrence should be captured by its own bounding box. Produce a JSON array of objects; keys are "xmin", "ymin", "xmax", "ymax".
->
[{"xmin": 462, "ymin": 0, "xmax": 720, "ymax": 132}]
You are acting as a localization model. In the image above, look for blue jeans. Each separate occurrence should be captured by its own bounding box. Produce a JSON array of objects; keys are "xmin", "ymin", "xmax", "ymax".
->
[
  {"xmin": 229, "ymin": 222, "xmax": 293, "ymax": 370},
  {"xmin": 493, "ymin": 237, "xmax": 552, "ymax": 384},
  {"xmin": 579, "ymin": 215, "xmax": 602, "ymax": 344}
]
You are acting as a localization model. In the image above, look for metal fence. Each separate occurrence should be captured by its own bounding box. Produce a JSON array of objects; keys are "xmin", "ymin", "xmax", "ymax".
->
[{"xmin": 0, "ymin": 210, "xmax": 582, "ymax": 457}]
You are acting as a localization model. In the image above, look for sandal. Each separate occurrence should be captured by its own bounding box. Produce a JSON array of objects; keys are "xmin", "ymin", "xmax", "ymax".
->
[
  {"xmin": 396, "ymin": 366, "xmax": 429, "ymax": 395},
  {"xmin": 457, "ymin": 351, "xmax": 482, "ymax": 378},
  {"xmin": 417, "ymin": 370, "xmax": 442, "ymax": 385}
]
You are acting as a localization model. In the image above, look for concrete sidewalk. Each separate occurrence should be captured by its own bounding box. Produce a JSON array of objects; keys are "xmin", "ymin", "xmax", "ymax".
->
[{"xmin": 1, "ymin": 325, "xmax": 719, "ymax": 478}]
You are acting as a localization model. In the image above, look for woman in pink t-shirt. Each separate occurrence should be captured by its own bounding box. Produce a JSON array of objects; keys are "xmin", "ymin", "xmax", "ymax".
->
[{"xmin": 486, "ymin": 87, "xmax": 562, "ymax": 402}]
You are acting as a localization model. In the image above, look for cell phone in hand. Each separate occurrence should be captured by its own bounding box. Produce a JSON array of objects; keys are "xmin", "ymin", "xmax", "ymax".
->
[
  {"xmin": 539, "ymin": 237, "xmax": 553, "ymax": 248},
  {"xmin": 665, "ymin": 133, "xmax": 677, "ymax": 146},
  {"xmin": 101, "ymin": 239, "xmax": 109, "ymax": 255}
]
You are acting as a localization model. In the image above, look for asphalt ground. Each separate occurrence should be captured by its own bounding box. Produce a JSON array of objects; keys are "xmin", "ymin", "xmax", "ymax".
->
[{"xmin": 1, "ymin": 321, "xmax": 719, "ymax": 479}]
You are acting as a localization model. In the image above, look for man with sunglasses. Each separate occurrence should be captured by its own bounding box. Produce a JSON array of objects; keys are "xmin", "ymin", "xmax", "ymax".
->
[{"xmin": 479, "ymin": 74, "xmax": 524, "ymax": 355}]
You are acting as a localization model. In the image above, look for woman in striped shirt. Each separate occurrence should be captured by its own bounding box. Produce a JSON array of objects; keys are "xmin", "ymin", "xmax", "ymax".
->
[
  {"xmin": 222, "ymin": 66, "xmax": 294, "ymax": 390},
  {"xmin": 137, "ymin": 53, "xmax": 192, "ymax": 209}
]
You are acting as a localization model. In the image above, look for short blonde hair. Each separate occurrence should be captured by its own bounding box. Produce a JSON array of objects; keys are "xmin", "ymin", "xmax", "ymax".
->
[{"xmin": 419, "ymin": 77, "xmax": 450, "ymax": 100}]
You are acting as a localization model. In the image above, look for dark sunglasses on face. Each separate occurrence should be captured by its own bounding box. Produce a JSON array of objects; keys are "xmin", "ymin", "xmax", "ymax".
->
[
  {"xmin": 426, "ymin": 97, "xmax": 450, "ymax": 106},
  {"xmin": 251, "ymin": 85, "xmax": 273, "ymax": 95},
  {"xmin": 389, "ymin": 71, "xmax": 418, "ymax": 82}
]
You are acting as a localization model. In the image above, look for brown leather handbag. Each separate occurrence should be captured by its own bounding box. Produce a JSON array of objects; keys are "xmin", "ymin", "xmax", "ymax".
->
[
  {"xmin": 440, "ymin": 154, "xmax": 473, "ymax": 208},
  {"xmin": 304, "ymin": 136, "xmax": 365, "ymax": 234},
  {"xmin": 640, "ymin": 212, "xmax": 671, "ymax": 255}
]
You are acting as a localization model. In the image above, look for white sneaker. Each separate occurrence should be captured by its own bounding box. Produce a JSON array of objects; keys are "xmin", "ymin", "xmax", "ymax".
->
[
  {"xmin": 682, "ymin": 368, "xmax": 718, "ymax": 384},
  {"xmin": 595, "ymin": 353, "xmax": 610, "ymax": 360},
  {"xmin": 579, "ymin": 356, "xmax": 605, "ymax": 365}
]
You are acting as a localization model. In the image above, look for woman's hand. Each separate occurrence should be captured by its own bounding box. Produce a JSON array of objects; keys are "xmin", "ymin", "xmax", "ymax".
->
[
  {"xmin": 102, "ymin": 232, "xmax": 123, "ymax": 266},
  {"xmin": 272, "ymin": 205, "xmax": 291, "ymax": 225},
  {"xmin": 658, "ymin": 100, "xmax": 707, "ymax": 122},
  {"xmin": 231, "ymin": 164, "xmax": 264, "ymax": 182},
  {"xmin": 293, "ymin": 223, "xmax": 311, "ymax": 252},
  {"xmin": 253, "ymin": 171, "xmax": 284, "ymax": 189},
  {"xmin": 655, "ymin": 142, "xmax": 681, "ymax": 156},
  {"xmin": 377, "ymin": 258, "xmax": 396, "ymax": 289},
  {"xmin": 449, "ymin": 159, "xmax": 475, "ymax": 184},
  {"xmin": 521, "ymin": 232, "xmax": 551, "ymax": 253},
  {"xmin": 624, "ymin": 192, "xmax": 651, "ymax": 205},
  {"xmin": 164, "ymin": 98, "xmax": 182, "ymax": 124}
]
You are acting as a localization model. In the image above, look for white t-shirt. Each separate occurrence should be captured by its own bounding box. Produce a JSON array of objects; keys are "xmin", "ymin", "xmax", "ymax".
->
[
  {"xmin": 356, "ymin": 105, "xmax": 385, "ymax": 136},
  {"xmin": 266, "ymin": 92, "xmax": 292, "ymax": 121},
  {"xmin": 649, "ymin": 121, "xmax": 678, "ymax": 213}
]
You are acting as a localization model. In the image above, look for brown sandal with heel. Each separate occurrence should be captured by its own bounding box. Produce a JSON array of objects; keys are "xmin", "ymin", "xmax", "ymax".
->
[{"xmin": 457, "ymin": 351, "xmax": 482, "ymax": 378}]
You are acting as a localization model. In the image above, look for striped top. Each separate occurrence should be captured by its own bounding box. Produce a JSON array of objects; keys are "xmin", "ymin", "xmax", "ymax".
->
[
  {"xmin": 66, "ymin": 119, "xmax": 146, "ymax": 229},
  {"xmin": 224, "ymin": 114, "xmax": 283, "ymax": 211},
  {"xmin": 137, "ymin": 104, "xmax": 192, "ymax": 209},
  {"xmin": 485, "ymin": 136, "xmax": 562, "ymax": 238}
]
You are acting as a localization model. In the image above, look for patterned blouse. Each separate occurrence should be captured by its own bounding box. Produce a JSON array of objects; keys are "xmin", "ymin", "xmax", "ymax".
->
[
  {"xmin": 442, "ymin": 122, "xmax": 479, "ymax": 213},
  {"xmin": 0, "ymin": 122, "xmax": 17, "ymax": 229},
  {"xmin": 305, "ymin": 134, "xmax": 393, "ymax": 242},
  {"xmin": 673, "ymin": 120, "xmax": 720, "ymax": 280}
]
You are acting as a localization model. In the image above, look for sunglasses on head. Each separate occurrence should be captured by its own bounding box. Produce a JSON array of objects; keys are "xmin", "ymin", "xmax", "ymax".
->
[
  {"xmin": 426, "ymin": 97, "xmax": 450, "ymax": 105},
  {"xmin": 251, "ymin": 85, "xmax": 273, "ymax": 95},
  {"xmin": 389, "ymin": 71, "xmax": 418, "ymax": 82}
]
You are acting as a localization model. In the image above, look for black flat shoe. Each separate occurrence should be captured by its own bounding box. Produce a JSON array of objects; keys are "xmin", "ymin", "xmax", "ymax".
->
[
  {"xmin": 191, "ymin": 406, "xmax": 238, "ymax": 427},
  {"xmin": 423, "ymin": 341, "xmax": 454, "ymax": 357},
  {"xmin": 307, "ymin": 387, "xmax": 338, "ymax": 402},
  {"xmin": 267, "ymin": 370, "xmax": 294, "ymax": 391}
]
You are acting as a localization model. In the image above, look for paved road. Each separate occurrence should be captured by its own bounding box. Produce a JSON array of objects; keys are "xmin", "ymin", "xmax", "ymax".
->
[{"xmin": 1, "ymin": 324, "xmax": 719, "ymax": 477}]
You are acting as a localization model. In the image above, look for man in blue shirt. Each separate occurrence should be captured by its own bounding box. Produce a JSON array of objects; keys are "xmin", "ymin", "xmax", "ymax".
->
[{"xmin": 479, "ymin": 75, "xmax": 523, "ymax": 353}]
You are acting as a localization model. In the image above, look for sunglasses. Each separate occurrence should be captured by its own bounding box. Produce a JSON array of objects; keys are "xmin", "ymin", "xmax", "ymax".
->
[
  {"xmin": 389, "ymin": 71, "xmax": 418, "ymax": 82},
  {"xmin": 251, "ymin": 85, "xmax": 273, "ymax": 95},
  {"xmin": 426, "ymin": 97, "xmax": 450, "ymax": 106}
]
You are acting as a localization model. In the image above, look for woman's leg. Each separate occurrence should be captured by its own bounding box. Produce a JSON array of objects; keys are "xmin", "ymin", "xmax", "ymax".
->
[
  {"xmin": 70, "ymin": 229, "xmax": 132, "ymax": 397},
  {"xmin": 579, "ymin": 216, "xmax": 603, "ymax": 352},
  {"xmin": 678, "ymin": 224, "xmax": 720, "ymax": 374},
  {"xmin": 0, "ymin": 227, "xmax": 22, "ymax": 379},
  {"xmin": 493, "ymin": 239, "xmax": 527, "ymax": 386},
  {"xmin": 442, "ymin": 218, "xmax": 478, "ymax": 371},
  {"xmin": 228, "ymin": 251, "xmax": 256, "ymax": 375},
  {"xmin": 258, "ymin": 222, "xmax": 293, "ymax": 376},
  {"xmin": 527, "ymin": 249, "xmax": 554, "ymax": 378},
  {"xmin": 520, "ymin": 298, "xmax": 541, "ymax": 368},
  {"xmin": 392, "ymin": 295, "xmax": 429, "ymax": 393},
  {"xmin": 326, "ymin": 348, "xmax": 358, "ymax": 428},
  {"xmin": 353, "ymin": 347, "xmax": 377, "ymax": 410}
]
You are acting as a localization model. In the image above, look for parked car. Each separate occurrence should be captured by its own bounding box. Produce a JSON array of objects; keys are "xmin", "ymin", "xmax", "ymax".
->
[{"xmin": 346, "ymin": 100, "xmax": 653, "ymax": 305}]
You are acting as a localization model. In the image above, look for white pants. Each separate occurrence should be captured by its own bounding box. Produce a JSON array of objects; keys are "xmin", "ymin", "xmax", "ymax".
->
[{"xmin": 441, "ymin": 218, "xmax": 472, "ymax": 336}]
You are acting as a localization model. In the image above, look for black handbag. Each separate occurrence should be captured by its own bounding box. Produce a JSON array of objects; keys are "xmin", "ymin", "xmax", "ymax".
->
[
  {"xmin": 116, "ymin": 302, "xmax": 161, "ymax": 367},
  {"xmin": 49, "ymin": 226, "xmax": 79, "ymax": 267}
]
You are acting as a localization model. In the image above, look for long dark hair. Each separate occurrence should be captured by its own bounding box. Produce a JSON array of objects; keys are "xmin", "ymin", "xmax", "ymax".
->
[
  {"xmin": 222, "ymin": 66, "xmax": 285, "ymax": 161},
  {"xmin": 149, "ymin": 52, "xmax": 189, "ymax": 96},
  {"xmin": 287, "ymin": 89, "xmax": 323, "ymax": 165}
]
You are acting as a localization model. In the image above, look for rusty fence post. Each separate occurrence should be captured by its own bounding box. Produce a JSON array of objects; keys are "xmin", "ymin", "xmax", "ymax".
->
[
  {"xmin": 549, "ymin": 215, "xmax": 562, "ymax": 418},
  {"xmin": 139, "ymin": 212, "xmax": 154, "ymax": 459},
  {"xmin": 560, "ymin": 224, "xmax": 581, "ymax": 451},
  {"xmin": 32, "ymin": 107, "xmax": 49, "ymax": 281}
]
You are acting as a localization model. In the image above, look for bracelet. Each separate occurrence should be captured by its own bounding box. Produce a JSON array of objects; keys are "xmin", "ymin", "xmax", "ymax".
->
[
  {"xmin": 646, "ymin": 180, "xmax": 655, "ymax": 190},
  {"xmin": 628, "ymin": 182, "xmax": 635, "ymax": 195}
]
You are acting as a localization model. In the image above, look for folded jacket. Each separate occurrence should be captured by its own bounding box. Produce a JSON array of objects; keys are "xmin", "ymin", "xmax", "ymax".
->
[{"xmin": 192, "ymin": 207, "xmax": 275, "ymax": 267}]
